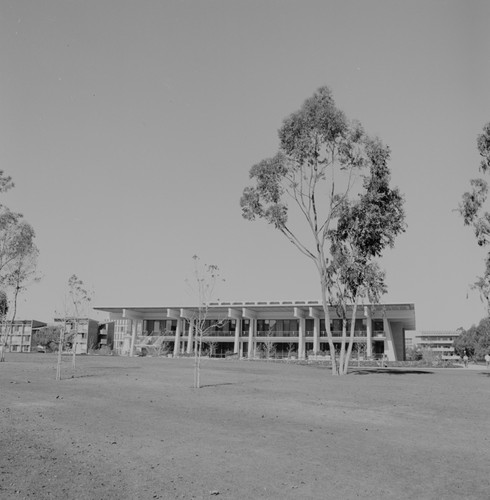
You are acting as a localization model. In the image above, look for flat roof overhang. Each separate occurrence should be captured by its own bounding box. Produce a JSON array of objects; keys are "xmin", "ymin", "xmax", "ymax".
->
[{"xmin": 94, "ymin": 301, "xmax": 416, "ymax": 331}]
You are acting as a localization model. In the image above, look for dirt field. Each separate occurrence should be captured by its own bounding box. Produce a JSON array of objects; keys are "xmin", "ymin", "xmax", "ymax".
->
[{"xmin": 1, "ymin": 354, "xmax": 489, "ymax": 500}]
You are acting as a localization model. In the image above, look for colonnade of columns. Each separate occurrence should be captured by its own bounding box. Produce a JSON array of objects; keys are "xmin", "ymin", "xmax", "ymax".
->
[{"xmin": 123, "ymin": 305, "xmax": 395, "ymax": 360}]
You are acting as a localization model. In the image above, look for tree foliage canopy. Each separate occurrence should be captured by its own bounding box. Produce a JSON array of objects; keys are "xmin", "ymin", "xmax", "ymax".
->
[
  {"xmin": 453, "ymin": 318, "xmax": 490, "ymax": 359},
  {"xmin": 33, "ymin": 325, "xmax": 62, "ymax": 351},
  {"xmin": 240, "ymin": 86, "xmax": 405, "ymax": 374},
  {"xmin": 458, "ymin": 122, "xmax": 490, "ymax": 310}
]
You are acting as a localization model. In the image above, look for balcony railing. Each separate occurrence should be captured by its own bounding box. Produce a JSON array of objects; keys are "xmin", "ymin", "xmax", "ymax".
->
[
  {"xmin": 254, "ymin": 330, "xmax": 381, "ymax": 338},
  {"xmin": 137, "ymin": 329, "xmax": 386, "ymax": 340},
  {"xmin": 318, "ymin": 330, "xmax": 373, "ymax": 338},
  {"xmin": 255, "ymin": 331, "xmax": 299, "ymax": 337}
]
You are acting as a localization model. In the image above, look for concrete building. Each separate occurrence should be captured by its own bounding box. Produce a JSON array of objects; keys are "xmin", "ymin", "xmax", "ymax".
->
[
  {"xmin": 405, "ymin": 330, "xmax": 460, "ymax": 360},
  {"xmin": 97, "ymin": 322, "xmax": 115, "ymax": 351},
  {"xmin": 54, "ymin": 317, "xmax": 99, "ymax": 354},
  {"xmin": 95, "ymin": 302, "xmax": 415, "ymax": 361},
  {"xmin": 109, "ymin": 317, "xmax": 142, "ymax": 355},
  {"xmin": 0, "ymin": 320, "xmax": 47, "ymax": 352}
]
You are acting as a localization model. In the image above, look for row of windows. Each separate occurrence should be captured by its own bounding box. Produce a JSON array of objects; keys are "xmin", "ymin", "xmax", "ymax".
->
[
  {"xmin": 256, "ymin": 319, "xmax": 384, "ymax": 333},
  {"xmin": 126, "ymin": 318, "xmax": 386, "ymax": 335},
  {"xmin": 419, "ymin": 337, "xmax": 457, "ymax": 342},
  {"xmin": 9, "ymin": 345, "xmax": 30, "ymax": 352},
  {"xmin": 0, "ymin": 326, "xmax": 32, "ymax": 334}
]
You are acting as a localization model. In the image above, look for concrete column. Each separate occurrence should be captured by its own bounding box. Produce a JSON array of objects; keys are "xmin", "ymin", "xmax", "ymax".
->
[
  {"xmin": 365, "ymin": 306, "xmax": 372, "ymax": 358},
  {"xmin": 186, "ymin": 319, "xmax": 194, "ymax": 354},
  {"xmin": 313, "ymin": 317, "xmax": 320, "ymax": 354},
  {"xmin": 295, "ymin": 307, "xmax": 308, "ymax": 360},
  {"xmin": 383, "ymin": 317, "xmax": 396, "ymax": 361},
  {"xmin": 247, "ymin": 319, "xmax": 254, "ymax": 358},
  {"xmin": 173, "ymin": 319, "xmax": 181, "ymax": 357},
  {"xmin": 233, "ymin": 320, "xmax": 241, "ymax": 355},
  {"xmin": 298, "ymin": 318, "xmax": 306, "ymax": 360},
  {"xmin": 129, "ymin": 320, "xmax": 137, "ymax": 357},
  {"xmin": 128, "ymin": 319, "xmax": 143, "ymax": 357}
]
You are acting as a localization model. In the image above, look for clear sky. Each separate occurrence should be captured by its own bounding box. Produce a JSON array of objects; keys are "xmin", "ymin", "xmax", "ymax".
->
[{"xmin": 1, "ymin": 0, "xmax": 490, "ymax": 330}]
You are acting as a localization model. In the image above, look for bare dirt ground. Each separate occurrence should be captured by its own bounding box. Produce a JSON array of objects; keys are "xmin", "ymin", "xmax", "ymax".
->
[{"xmin": 1, "ymin": 354, "xmax": 489, "ymax": 500}]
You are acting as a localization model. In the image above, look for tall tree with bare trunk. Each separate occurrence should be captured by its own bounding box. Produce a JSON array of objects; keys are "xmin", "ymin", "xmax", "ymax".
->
[{"xmin": 241, "ymin": 86, "xmax": 405, "ymax": 375}]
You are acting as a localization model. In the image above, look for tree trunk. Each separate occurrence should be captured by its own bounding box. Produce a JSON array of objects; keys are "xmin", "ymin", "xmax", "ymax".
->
[
  {"xmin": 194, "ymin": 334, "xmax": 201, "ymax": 389},
  {"xmin": 338, "ymin": 319, "xmax": 348, "ymax": 374},
  {"xmin": 1, "ymin": 317, "xmax": 7, "ymax": 361},
  {"xmin": 343, "ymin": 300, "xmax": 359, "ymax": 374},
  {"xmin": 71, "ymin": 319, "xmax": 78, "ymax": 371},
  {"xmin": 318, "ymin": 271, "xmax": 338, "ymax": 375},
  {"xmin": 56, "ymin": 328, "xmax": 63, "ymax": 381}
]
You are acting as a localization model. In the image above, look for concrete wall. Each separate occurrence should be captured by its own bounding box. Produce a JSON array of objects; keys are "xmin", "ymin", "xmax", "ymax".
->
[{"xmin": 390, "ymin": 322, "xmax": 405, "ymax": 361}]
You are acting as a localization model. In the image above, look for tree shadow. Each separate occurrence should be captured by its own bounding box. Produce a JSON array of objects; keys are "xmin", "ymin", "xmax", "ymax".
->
[
  {"xmin": 351, "ymin": 368, "xmax": 434, "ymax": 375},
  {"xmin": 477, "ymin": 372, "xmax": 490, "ymax": 377},
  {"xmin": 199, "ymin": 382, "xmax": 235, "ymax": 388}
]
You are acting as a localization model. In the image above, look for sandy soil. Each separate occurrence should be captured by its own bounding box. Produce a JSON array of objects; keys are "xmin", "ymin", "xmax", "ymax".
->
[{"xmin": 1, "ymin": 354, "xmax": 489, "ymax": 500}]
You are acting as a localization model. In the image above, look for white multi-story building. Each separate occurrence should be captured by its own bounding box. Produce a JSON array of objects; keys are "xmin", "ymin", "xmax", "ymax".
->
[
  {"xmin": 95, "ymin": 301, "xmax": 416, "ymax": 361},
  {"xmin": 0, "ymin": 320, "xmax": 47, "ymax": 352},
  {"xmin": 54, "ymin": 317, "xmax": 100, "ymax": 354},
  {"xmin": 111, "ymin": 318, "xmax": 141, "ymax": 355},
  {"xmin": 405, "ymin": 330, "xmax": 460, "ymax": 360}
]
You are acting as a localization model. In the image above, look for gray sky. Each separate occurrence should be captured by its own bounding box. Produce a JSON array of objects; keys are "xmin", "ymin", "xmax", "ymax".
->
[{"xmin": 1, "ymin": 0, "xmax": 490, "ymax": 330}]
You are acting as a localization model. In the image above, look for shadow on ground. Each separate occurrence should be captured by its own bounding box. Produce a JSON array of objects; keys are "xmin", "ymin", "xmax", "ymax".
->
[
  {"xmin": 199, "ymin": 382, "xmax": 235, "ymax": 388},
  {"xmin": 351, "ymin": 368, "xmax": 434, "ymax": 375}
]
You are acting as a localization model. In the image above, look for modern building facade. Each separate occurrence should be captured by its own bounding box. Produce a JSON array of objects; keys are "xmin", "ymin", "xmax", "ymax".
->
[
  {"xmin": 54, "ymin": 317, "xmax": 100, "ymax": 354},
  {"xmin": 405, "ymin": 330, "xmax": 460, "ymax": 360},
  {"xmin": 111, "ymin": 317, "xmax": 142, "ymax": 355},
  {"xmin": 0, "ymin": 320, "xmax": 47, "ymax": 352},
  {"xmin": 97, "ymin": 322, "xmax": 115, "ymax": 351},
  {"xmin": 95, "ymin": 301, "xmax": 415, "ymax": 361}
]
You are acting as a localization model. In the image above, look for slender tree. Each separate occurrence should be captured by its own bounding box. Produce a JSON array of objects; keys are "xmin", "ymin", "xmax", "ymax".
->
[
  {"xmin": 0, "ymin": 170, "xmax": 39, "ymax": 359},
  {"xmin": 67, "ymin": 274, "xmax": 92, "ymax": 370},
  {"xmin": 0, "ymin": 290, "xmax": 7, "ymax": 361},
  {"xmin": 3, "ymin": 245, "xmax": 40, "ymax": 351},
  {"xmin": 0, "ymin": 221, "xmax": 38, "ymax": 356},
  {"xmin": 241, "ymin": 86, "xmax": 405, "ymax": 375},
  {"xmin": 458, "ymin": 122, "xmax": 490, "ymax": 311},
  {"xmin": 186, "ymin": 255, "xmax": 225, "ymax": 389}
]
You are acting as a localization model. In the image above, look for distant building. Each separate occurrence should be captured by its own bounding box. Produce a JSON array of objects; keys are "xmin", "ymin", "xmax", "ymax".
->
[
  {"xmin": 405, "ymin": 330, "xmax": 460, "ymax": 360},
  {"xmin": 110, "ymin": 317, "xmax": 142, "ymax": 355},
  {"xmin": 95, "ymin": 302, "xmax": 416, "ymax": 361},
  {"xmin": 0, "ymin": 320, "xmax": 47, "ymax": 353},
  {"xmin": 97, "ymin": 322, "xmax": 114, "ymax": 351},
  {"xmin": 54, "ymin": 317, "xmax": 99, "ymax": 354}
]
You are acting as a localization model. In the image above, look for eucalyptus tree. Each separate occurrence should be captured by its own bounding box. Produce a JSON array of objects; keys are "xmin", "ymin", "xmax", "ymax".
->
[
  {"xmin": 0, "ymin": 210, "xmax": 35, "ymax": 279},
  {"xmin": 458, "ymin": 122, "xmax": 490, "ymax": 311},
  {"xmin": 0, "ymin": 170, "xmax": 14, "ymax": 199},
  {"xmin": 0, "ymin": 217, "xmax": 38, "ymax": 354},
  {"xmin": 2, "ymin": 241, "xmax": 40, "ymax": 351},
  {"xmin": 0, "ymin": 170, "xmax": 39, "ymax": 359},
  {"xmin": 241, "ymin": 86, "xmax": 405, "ymax": 375}
]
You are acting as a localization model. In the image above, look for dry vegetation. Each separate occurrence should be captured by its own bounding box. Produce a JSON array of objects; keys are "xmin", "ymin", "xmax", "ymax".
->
[{"xmin": 1, "ymin": 354, "xmax": 490, "ymax": 499}]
